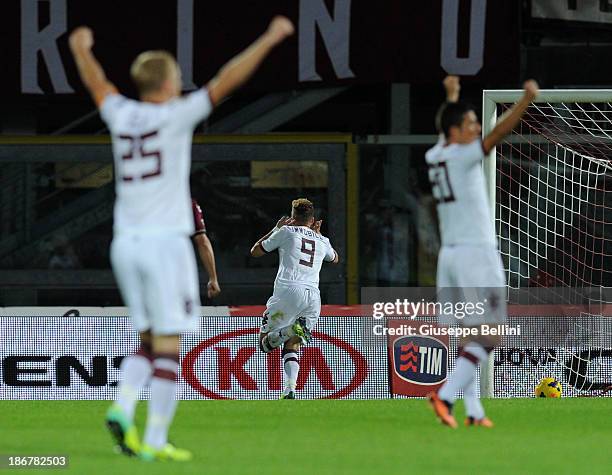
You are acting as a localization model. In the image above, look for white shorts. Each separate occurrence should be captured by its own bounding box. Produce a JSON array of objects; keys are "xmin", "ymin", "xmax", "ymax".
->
[
  {"xmin": 437, "ymin": 245, "xmax": 507, "ymax": 326},
  {"xmin": 111, "ymin": 233, "xmax": 200, "ymax": 335},
  {"xmin": 260, "ymin": 286, "xmax": 321, "ymax": 334}
]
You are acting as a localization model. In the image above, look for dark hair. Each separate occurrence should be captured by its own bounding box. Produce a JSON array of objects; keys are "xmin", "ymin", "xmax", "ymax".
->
[
  {"xmin": 291, "ymin": 198, "xmax": 314, "ymax": 223},
  {"xmin": 436, "ymin": 101, "xmax": 476, "ymax": 138}
]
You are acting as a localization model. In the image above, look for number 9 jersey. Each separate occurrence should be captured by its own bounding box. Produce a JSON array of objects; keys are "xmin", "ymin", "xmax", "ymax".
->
[
  {"xmin": 261, "ymin": 225, "xmax": 337, "ymax": 291},
  {"xmin": 425, "ymin": 138, "xmax": 497, "ymax": 247},
  {"xmin": 100, "ymin": 89, "xmax": 212, "ymax": 236}
]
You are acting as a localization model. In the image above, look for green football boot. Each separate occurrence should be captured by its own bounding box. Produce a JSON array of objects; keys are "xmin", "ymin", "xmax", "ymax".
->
[
  {"xmin": 105, "ymin": 404, "xmax": 140, "ymax": 456},
  {"xmin": 140, "ymin": 442, "xmax": 193, "ymax": 462},
  {"xmin": 291, "ymin": 317, "xmax": 312, "ymax": 344}
]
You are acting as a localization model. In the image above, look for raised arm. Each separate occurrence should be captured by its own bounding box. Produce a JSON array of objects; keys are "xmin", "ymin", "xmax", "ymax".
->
[
  {"xmin": 207, "ymin": 16, "xmax": 294, "ymax": 106},
  {"xmin": 69, "ymin": 27, "xmax": 117, "ymax": 107},
  {"xmin": 435, "ymin": 76, "xmax": 461, "ymax": 138},
  {"xmin": 482, "ymin": 80, "xmax": 539, "ymax": 155},
  {"xmin": 310, "ymin": 219, "xmax": 339, "ymax": 264},
  {"xmin": 250, "ymin": 216, "xmax": 293, "ymax": 257}
]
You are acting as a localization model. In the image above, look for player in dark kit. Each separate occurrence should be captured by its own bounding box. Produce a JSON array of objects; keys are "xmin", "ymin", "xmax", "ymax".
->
[{"xmin": 191, "ymin": 199, "xmax": 220, "ymax": 298}]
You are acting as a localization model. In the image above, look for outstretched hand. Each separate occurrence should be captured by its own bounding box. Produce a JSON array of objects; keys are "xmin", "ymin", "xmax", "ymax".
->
[
  {"xmin": 523, "ymin": 80, "xmax": 539, "ymax": 102},
  {"xmin": 266, "ymin": 16, "xmax": 295, "ymax": 45},
  {"xmin": 443, "ymin": 75, "xmax": 460, "ymax": 103},
  {"xmin": 311, "ymin": 220, "xmax": 323, "ymax": 234},
  {"xmin": 69, "ymin": 27, "xmax": 94, "ymax": 52}
]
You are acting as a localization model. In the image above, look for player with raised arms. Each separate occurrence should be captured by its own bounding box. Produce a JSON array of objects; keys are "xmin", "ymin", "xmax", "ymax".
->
[
  {"xmin": 250, "ymin": 199, "xmax": 339, "ymax": 399},
  {"xmin": 426, "ymin": 76, "xmax": 539, "ymax": 428},
  {"xmin": 69, "ymin": 16, "xmax": 294, "ymax": 461}
]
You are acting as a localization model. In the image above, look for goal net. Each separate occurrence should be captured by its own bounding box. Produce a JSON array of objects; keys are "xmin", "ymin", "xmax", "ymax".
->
[{"xmin": 482, "ymin": 90, "xmax": 612, "ymax": 397}]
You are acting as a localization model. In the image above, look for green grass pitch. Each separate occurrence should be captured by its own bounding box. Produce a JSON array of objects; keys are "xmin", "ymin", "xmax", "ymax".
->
[{"xmin": 1, "ymin": 398, "xmax": 610, "ymax": 474}]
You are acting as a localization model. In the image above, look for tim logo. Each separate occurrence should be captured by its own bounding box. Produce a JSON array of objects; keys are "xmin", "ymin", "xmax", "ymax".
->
[{"xmin": 393, "ymin": 336, "xmax": 448, "ymax": 385}]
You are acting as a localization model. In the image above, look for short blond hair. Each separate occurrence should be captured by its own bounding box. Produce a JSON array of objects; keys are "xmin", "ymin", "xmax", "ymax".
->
[
  {"xmin": 291, "ymin": 198, "xmax": 314, "ymax": 222},
  {"xmin": 130, "ymin": 50, "xmax": 178, "ymax": 95}
]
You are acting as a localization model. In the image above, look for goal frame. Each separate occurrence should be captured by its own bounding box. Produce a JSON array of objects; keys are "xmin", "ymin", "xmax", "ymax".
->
[{"xmin": 480, "ymin": 89, "xmax": 612, "ymax": 397}]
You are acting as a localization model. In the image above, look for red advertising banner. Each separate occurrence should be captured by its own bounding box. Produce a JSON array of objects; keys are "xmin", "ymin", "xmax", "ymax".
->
[{"xmin": 387, "ymin": 319, "xmax": 449, "ymax": 397}]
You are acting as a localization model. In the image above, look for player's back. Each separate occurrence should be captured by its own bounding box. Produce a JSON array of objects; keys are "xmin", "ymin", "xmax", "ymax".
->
[
  {"xmin": 261, "ymin": 225, "xmax": 337, "ymax": 291},
  {"xmin": 425, "ymin": 139, "xmax": 496, "ymax": 247},
  {"xmin": 100, "ymin": 89, "xmax": 212, "ymax": 236}
]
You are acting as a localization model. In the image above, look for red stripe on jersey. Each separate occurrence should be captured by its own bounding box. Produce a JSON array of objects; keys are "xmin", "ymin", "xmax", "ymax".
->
[{"xmin": 191, "ymin": 198, "xmax": 207, "ymax": 235}]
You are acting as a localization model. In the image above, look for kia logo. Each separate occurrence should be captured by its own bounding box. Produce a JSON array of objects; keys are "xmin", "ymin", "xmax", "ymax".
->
[{"xmin": 182, "ymin": 328, "xmax": 368, "ymax": 399}]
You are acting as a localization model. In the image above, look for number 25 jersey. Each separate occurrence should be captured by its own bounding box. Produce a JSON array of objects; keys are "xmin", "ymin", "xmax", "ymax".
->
[
  {"xmin": 261, "ymin": 226, "xmax": 337, "ymax": 291},
  {"xmin": 100, "ymin": 89, "xmax": 212, "ymax": 236},
  {"xmin": 425, "ymin": 138, "xmax": 496, "ymax": 247}
]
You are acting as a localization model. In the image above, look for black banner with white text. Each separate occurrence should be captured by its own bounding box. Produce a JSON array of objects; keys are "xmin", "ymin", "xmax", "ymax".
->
[{"xmin": 2, "ymin": 0, "xmax": 519, "ymax": 100}]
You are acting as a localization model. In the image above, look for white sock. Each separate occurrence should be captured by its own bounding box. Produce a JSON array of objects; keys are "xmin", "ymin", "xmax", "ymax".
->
[
  {"xmin": 438, "ymin": 342, "xmax": 489, "ymax": 404},
  {"xmin": 116, "ymin": 352, "xmax": 153, "ymax": 422},
  {"xmin": 144, "ymin": 356, "xmax": 179, "ymax": 450},
  {"xmin": 282, "ymin": 349, "xmax": 299, "ymax": 393},
  {"xmin": 438, "ymin": 356, "xmax": 476, "ymax": 404},
  {"xmin": 463, "ymin": 369, "xmax": 485, "ymax": 419}
]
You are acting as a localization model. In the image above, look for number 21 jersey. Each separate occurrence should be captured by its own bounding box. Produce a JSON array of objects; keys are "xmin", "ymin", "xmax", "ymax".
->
[
  {"xmin": 261, "ymin": 226, "xmax": 337, "ymax": 291},
  {"xmin": 100, "ymin": 89, "xmax": 212, "ymax": 236},
  {"xmin": 425, "ymin": 138, "xmax": 496, "ymax": 247}
]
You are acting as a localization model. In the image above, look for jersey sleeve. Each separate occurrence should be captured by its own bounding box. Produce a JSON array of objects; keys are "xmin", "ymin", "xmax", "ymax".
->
[
  {"xmin": 459, "ymin": 139, "xmax": 486, "ymax": 164},
  {"xmin": 323, "ymin": 238, "xmax": 337, "ymax": 262},
  {"xmin": 261, "ymin": 227, "xmax": 289, "ymax": 253},
  {"xmin": 99, "ymin": 94, "xmax": 127, "ymax": 128},
  {"xmin": 173, "ymin": 88, "xmax": 213, "ymax": 127},
  {"xmin": 191, "ymin": 199, "xmax": 207, "ymax": 236}
]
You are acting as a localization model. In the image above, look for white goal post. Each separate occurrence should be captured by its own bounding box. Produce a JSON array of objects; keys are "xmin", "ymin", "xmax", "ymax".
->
[
  {"xmin": 482, "ymin": 88, "xmax": 612, "ymax": 216},
  {"xmin": 480, "ymin": 89, "xmax": 612, "ymax": 397}
]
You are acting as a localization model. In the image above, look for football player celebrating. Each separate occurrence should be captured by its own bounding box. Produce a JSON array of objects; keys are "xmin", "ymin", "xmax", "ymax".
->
[
  {"xmin": 426, "ymin": 76, "xmax": 538, "ymax": 428},
  {"xmin": 251, "ymin": 199, "xmax": 339, "ymax": 399},
  {"xmin": 69, "ymin": 16, "xmax": 294, "ymax": 460}
]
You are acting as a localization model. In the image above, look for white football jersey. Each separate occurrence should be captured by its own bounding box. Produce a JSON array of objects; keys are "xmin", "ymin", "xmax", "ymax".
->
[
  {"xmin": 425, "ymin": 138, "xmax": 496, "ymax": 247},
  {"xmin": 100, "ymin": 89, "xmax": 212, "ymax": 236},
  {"xmin": 261, "ymin": 225, "xmax": 336, "ymax": 291}
]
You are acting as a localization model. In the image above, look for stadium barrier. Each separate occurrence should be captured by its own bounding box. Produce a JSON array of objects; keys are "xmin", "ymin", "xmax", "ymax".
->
[{"xmin": 1, "ymin": 306, "xmax": 610, "ymax": 399}]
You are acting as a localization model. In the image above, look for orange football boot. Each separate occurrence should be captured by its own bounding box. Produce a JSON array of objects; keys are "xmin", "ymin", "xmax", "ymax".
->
[
  {"xmin": 465, "ymin": 416, "xmax": 494, "ymax": 428},
  {"xmin": 427, "ymin": 392, "xmax": 457, "ymax": 428}
]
